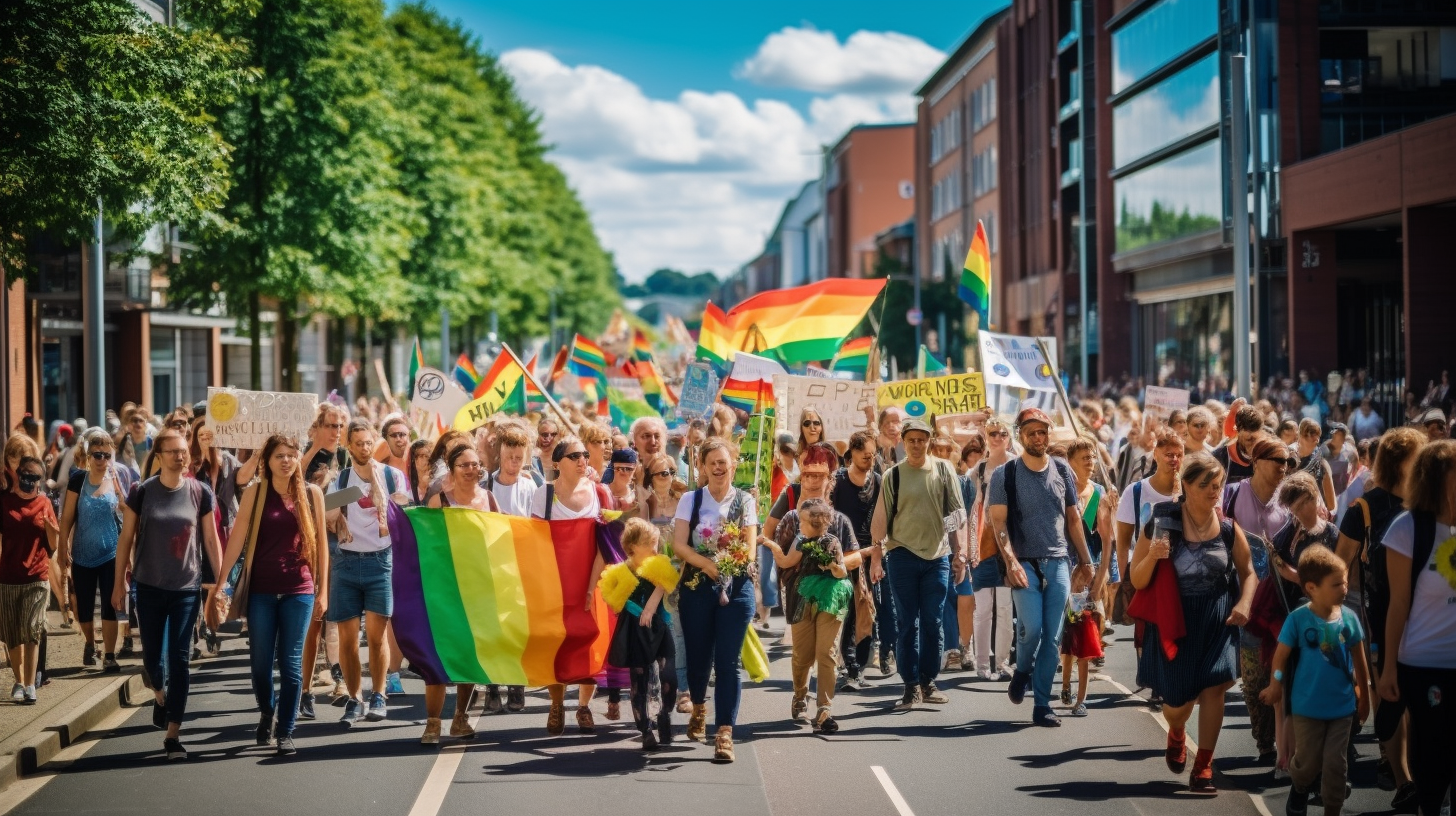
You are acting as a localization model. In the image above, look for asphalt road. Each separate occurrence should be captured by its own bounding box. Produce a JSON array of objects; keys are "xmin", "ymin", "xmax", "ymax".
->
[{"xmin": 3, "ymin": 619, "xmax": 1400, "ymax": 816}]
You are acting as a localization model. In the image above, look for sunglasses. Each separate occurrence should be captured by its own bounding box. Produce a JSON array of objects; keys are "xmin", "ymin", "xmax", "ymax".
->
[
  {"xmin": 987, "ymin": 430, "xmax": 1009, "ymax": 438},
  {"xmin": 652, "ymin": 470, "xmax": 673, "ymax": 478},
  {"xmin": 559, "ymin": 451, "xmax": 588, "ymax": 462},
  {"xmin": 802, "ymin": 420, "xmax": 822, "ymax": 428},
  {"xmin": 1263, "ymin": 457, "xmax": 1296, "ymax": 468},
  {"xmin": 89, "ymin": 451, "xmax": 113, "ymax": 460}
]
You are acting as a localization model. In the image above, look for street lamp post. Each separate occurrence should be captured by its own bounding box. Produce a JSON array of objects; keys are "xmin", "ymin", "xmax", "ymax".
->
[
  {"xmin": 1230, "ymin": 54, "xmax": 1252, "ymax": 400},
  {"xmin": 84, "ymin": 199, "xmax": 106, "ymax": 427}
]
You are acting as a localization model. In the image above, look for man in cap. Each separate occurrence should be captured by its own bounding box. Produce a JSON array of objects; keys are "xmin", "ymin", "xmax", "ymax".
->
[
  {"xmin": 868, "ymin": 417, "xmax": 967, "ymax": 711},
  {"xmin": 987, "ymin": 408, "xmax": 1095, "ymax": 727},
  {"xmin": 1418, "ymin": 407, "xmax": 1449, "ymax": 442}
]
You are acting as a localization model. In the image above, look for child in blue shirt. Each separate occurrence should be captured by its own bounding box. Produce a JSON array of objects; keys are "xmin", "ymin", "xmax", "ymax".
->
[{"xmin": 1261, "ymin": 545, "xmax": 1370, "ymax": 816}]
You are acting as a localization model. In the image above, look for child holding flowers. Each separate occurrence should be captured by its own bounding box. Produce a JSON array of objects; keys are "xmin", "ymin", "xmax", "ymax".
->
[{"xmin": 768, "ymin": 496, "xmax": 859, "ymax": 734}]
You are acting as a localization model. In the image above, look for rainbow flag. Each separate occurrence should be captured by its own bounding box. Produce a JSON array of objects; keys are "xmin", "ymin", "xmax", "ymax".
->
[
  {"xmin": 569, "ymin": 333, "xmax": 609, "ymax": 388},
  {"xmin": 720, "ymin": 376, "xmax": 773, "ymax": 415},
  {"xmin": 629, "ymin": 358, "xmax": 676, "ymax": 413},
  {"xmin": 453, "ymin": 353, "xmax": 480, "ymax": 394},
  {"xmin": 455, "ymin": 353, "xmax": 527, "ymax": 431},
  {"xmin": 523, "ymin": 353, "xmax": 547, "ymax": 410},
  {"xmin": 831, "ymin": 336, "xmax": 873, "ymax": 376},
  {"xmin": 579, "ymin": 377, "xmax": 608, "ymax": 417},
  {"xmin": 407, "ymin": 337, "xmax": 426, "ymax": 399},
  {"xmin": 726, "ymin": 278, "xmax": 885, "ymax": 364},
  {"xmin": 631, "ymin": 329, "xmax": 654, "ymax": 363},
  {"xmin": 959, "ymin": 220, "xmax": 991, "ymax": 332},
  {"xmin": 696, "ymin": 301, "xmax": 734, "ymax": 369},
  {"xmin": 388, "ymin": 505, "xmax": 615, "ymax": 687},
  {"xmin": 546, "ymin": 345, "xmax": 569, "ymax": 387}
]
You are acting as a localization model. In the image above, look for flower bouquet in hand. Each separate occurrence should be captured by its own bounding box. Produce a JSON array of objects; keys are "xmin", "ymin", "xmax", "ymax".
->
[
  {"xmin": 797, "ymin": 536, "xmax": 837, "ymax": 569},
  {"xmin": 695, "ymin": 520, "xmax": 751, "ymax": 605}
]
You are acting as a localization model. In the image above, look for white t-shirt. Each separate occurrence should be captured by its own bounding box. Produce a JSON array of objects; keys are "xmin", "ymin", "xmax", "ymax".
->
[
  {"xmin": 529, "ymin": 482, "xmax": 602, "ymax": 520},
  {"xmin": 1116, "ymin": 477, "xmax": 1177, "ymax": 534},
  {"xmin": 335, "ymin": 465, "xmax": 406, "ymax": 552},
  {"xmin": 673, "ymin": 487, "xmax": 759, "ymax": 545},
  {"xmin": 490, "ymin": 471, "xmax": 538, "ymax": 518},
  {"xmin": 1380, "ymin": 512, "xmax": 1456, "ymax": 669},
  {"xmin": 1335, "ymin": 469, "xmax": 1372, "ymax": 526}
]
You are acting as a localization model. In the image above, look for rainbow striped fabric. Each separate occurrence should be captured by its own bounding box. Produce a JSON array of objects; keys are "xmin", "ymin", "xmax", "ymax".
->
[
  {"xmin": 629, "ymin": 358, "xmax": 676, "ymax": 413},
  {"xmin": 569, "ymin": 334, "xmax": 608, "ymax": 381},
  {"xmin": 696, "ymin": 301, "xmax": 734, "ymax": 368},
  {"xmin": 959, "ymin": 220, "xmax": 991, "ymax": 331},
  {"xmin": 455, "ymin": 353, "xmax": 527, "ymax": 430},
  {"xmin": 719, "ymin": 376, "xmax": 774, "ymax": 415},
  {"xmin": 523, "ymin": 353, "xmax": 547, "ymax": 410},
  {"xmin": 407, "ymin": 337, "xmax": 426, "ymax": 399},
  {"xmin": 453, "ymin": 353, "xmax": 480, "ymax": 393},
  {"xmin": 631, "ymin": 329, "xmax": 654, "ymax": 363},
  {"xmin": 389, "ymin": 505, "xmax": 616, "ymax": 687},
  {"xmin": 832, "ymin": 336, "xmax": 873, "ymax": 376},
  {"xmin": 726, "ymin": 278, "xmax": 885, "ymax": 364}
]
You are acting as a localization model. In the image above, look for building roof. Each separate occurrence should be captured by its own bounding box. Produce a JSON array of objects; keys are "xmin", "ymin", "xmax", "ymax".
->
[
  {"xmin": 915, "ymin": 6, "xmax": 1011, "ymax": 98},
  {"xmin": 829, "ymin": 121, "xmax": 915, "ymax": 157}
]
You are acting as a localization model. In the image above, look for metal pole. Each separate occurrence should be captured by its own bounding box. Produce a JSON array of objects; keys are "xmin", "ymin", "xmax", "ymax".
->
[
  {"xmin": 1230, "ymin": 54, "xmax": 1252, "ymax": 400},
  {"xmin": 1076, "ymin": 0, "xmax": 1091, "ymax": 387},
  {"xmin": 912, "ymin": 230, "xmax": 923, "ymax": 352},
  {"xmin": 84, "ymin": 198, "xmax": 106, "ymax": 427},
  {"xmin": 439, "ymin": 307, "xmax": 450, "ymax": 371}
]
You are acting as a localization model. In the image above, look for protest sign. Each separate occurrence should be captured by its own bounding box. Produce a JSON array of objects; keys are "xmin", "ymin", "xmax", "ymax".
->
[
  {"xmin": 772, "ymin": 374, "xmax": 875, "ymax": 441},
  {"xmin": 1144, "ymin": 385, "xmax": 1191, "ymax": 423},
  {"xmin": 678, "ymin": 362, "xmax": 719, "ymax": 419},
  {"xmin": 979, "ymin": 331, "xmax": 1059, "ymax": 391},
  {"xmin": 733, "ymin": 413, "xmax": 774, "ymax": 524},
  {"xmin": 876, "ymin": 372, "xmax": 987, "ymax": 417},
  {"xmin": 205, "ymin": 388, "xmax": 317, "ymax": 450},
  {"xmin": 411, "ymin": 366, "xmax": 470, "ymax": 422}
]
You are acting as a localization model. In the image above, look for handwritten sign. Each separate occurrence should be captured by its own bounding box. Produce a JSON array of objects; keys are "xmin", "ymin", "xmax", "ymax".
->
[
  {"xmin": 772, "ymin": 374, "xmax": 875, "ymax": 442},
  {"xmin": 876, "ymin": 372, "xmax": 987, "ymax": 417},
  {"xmin": 678, "ymin": 362, "xmax": 719, "ymax": 420},
  {"xmin": 205, "ymin": 388, "xmax": 317, "ymax": 450},
  {"xmin": 1144, "ymin": 385, "xmax": 1191, "ymax": 423}
]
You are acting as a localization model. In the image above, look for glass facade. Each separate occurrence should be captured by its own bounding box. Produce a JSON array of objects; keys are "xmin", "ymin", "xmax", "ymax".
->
[
  {"xmin": 1113, "ymin": 138, "xmax": 1222, "ymax": 252},
  {"xmin": 1139, "ymin": 291, "xmax": 1232, "ymax": 389},
  {"xmin": 1318, "ymin": 26, "xmax": 1456, "ymax": 154},
  {"xmin": 1112, "ymin": 0, "xmax": 1219, "ymax": 93},
  {"xmin": 1113, "ymin": 52, "xmax": 1219, "ymax": 168}
]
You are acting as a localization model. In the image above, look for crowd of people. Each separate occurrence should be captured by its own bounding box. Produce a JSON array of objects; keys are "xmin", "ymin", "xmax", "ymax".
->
[{"xmin": 1, "ymin": 373, "xmax": 1453, "ymax": 815}]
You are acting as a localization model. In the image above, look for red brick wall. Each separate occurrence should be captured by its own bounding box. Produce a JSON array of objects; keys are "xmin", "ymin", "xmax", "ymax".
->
[{"xmin": 1286, "ymin": 229, "xmax": 1340, "ymax": 377}]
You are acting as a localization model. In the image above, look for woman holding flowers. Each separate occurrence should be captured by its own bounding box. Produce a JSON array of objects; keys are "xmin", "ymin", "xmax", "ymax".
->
[{"xmin": 672, "ymin": 438, "xmax": 759, "ymax": 763}]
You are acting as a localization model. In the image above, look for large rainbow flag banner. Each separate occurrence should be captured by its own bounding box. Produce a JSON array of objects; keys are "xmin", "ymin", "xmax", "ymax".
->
[
  {"xmin": 696, "ymin": 301, "xmax": 734, "ymax": 369},
  {"xmin": 958, "ymin": 219, "xmax": 991, "ymax": 332},
  {"xmin": 831, "ymin": 335, "xmax": 873, "ymax": 377},
  {"xmin": 726, "ymin": 278, "xmax": 885, "ymax": 364},
  {"xmin": 389, "ymin": 505, "xmax": 615, "ymax": 687}
]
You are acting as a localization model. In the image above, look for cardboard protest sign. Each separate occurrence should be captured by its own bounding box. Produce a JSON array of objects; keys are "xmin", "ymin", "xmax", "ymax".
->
[
  {"xmin": 733, "ymin": 413, "xmax": 774, "ymax": 524},
  {"xmin": 979, "ymin": 331, "xmax": 1059, "ymax": 391},
  {"xmin": 411, "ymin": 366, "xmax": 471, "ymax": 423},
  {"xmin": 876, "ymin": 372, "xmax": 987, "ymax": 417},
  {"xmin": 205, "ymin": 388, "xmax": 317, "ymax": 450},
  {"xmin": 1144, "ymin": 385, "xmax": 1191, "ymax": 423},
  {"xmin": 771, "ymin": 374, "xmax": 875, "ymax": 442},
  {"xmin": 678, "ymin": 362, "xmax": 719, "ymax": 420}
]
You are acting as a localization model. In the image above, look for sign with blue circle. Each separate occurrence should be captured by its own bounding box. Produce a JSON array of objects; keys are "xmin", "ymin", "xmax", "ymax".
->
[{"xmin": 905, "ymin": 400, "xmax": 927, "ymax": 417}]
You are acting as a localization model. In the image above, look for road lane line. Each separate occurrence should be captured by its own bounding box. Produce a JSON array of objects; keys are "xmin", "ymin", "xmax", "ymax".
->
[
  {"xmin": 871, "ymin": 766, "xmax": 916, "ymax": 816},
  {"xmin": 406, "ymin": 711, "xmax": 483, "ymax": 816}
]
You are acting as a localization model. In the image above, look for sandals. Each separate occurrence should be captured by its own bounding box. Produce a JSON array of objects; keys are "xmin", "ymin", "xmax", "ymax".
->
[
  {"xmin": 421, "ymin": 717, "xmax": 441, "ymax": 745},
  {"xmin": 1166, "ymin": 729, "xmax": 1188, "ymax": 774},
  {"xmin": 815, "ymin": 710, "xmax": 839, "ymax": 734},
  {"xmin": 546, "ymin": 703, "xmax": 566, "ymax": 736},
  {"xmin": 713, "ymin": 726, "xmax": 735, "ymax": 763},
  {"xmin": 686, "ymin": 704, "xmax": 707, "ymax": 741},
  {"xmin": 576, "ymin": 707, "xmax": 595, "ymax": 733}
]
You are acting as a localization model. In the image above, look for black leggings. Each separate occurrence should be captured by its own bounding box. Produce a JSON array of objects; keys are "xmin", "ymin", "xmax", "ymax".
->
[
  {"xmin": 1398, "ymin": 662, "xmax": 1456, "ymax": 816},
  {"xmin": 629, "ymin": 657, "xmax": 678, "ymax": 734},
  {"xmin": 72, "ymin": 560, "xmax": 118, "ymax": 624}
]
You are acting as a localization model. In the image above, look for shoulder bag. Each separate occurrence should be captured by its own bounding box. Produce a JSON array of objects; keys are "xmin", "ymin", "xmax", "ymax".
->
[{"xmin": 226, "ymin": 480, "xmax": 269, "ymax": 622}]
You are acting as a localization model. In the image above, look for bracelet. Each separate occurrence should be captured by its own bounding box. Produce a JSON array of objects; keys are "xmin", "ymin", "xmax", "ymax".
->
[{"xmin": 1272, "ymin": 669, "xmax": 1284, "ymax": 682}]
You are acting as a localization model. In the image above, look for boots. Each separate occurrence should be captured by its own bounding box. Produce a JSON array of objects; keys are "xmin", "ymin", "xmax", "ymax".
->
[{"xmin": 686, "ymin": 703, "xmax": 707, "ymax": 741}]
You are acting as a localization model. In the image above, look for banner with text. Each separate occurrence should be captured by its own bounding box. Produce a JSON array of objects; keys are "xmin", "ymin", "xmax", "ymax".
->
[
  {"xmin": 772, "ymin": 374, "xmax": 876, "ymax": 442},
  {"xmin": 411, "ymin": 366, "xmax": 471, "ymax": 422},
  {"xmin": 876, "ymin": 372, "xmax": 987, "ymax": 417},
  {"xmin": 734, "ymin": 413, "xmax": 774, "ymax": 524},
  {"xmin": 205, "ymin": 388, "xmax": 318, "ymax": 450},
  {"xmin": 979, "ymin": 331, "xmax": 1059, "ymax": 391},
  {"xmin": 1144, "ymin": 385, "xmax": 1192, "ymax": 423},
  {"xmin": 678, "ymin": 362, "xmax": 719, "ymax": 420}
]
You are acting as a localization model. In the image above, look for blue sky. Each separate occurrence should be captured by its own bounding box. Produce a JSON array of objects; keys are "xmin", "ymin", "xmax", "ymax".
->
[{"xmin": 411, "ymin": 1, "xmax": 1008, "ymax": 281}]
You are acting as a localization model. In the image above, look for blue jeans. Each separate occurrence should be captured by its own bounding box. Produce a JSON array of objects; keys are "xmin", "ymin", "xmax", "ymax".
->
[
  {"xmin": 1010, "ymin": 557, "xmax": 1072, "ymax": 709},
  {"xmin": 757, "ymin": 545, "xmax": 780, "ymax": 609},
  {"xmin": 679, "ymin": 574, "xmax": 754, "ymax": 730},
  {"xmin": 135, "ymin": 583, "xmax": 201, "ymax": 726},
  {"xmin": 248, "ymin": 593, "xmax": 315, "ymax": 737},
  {"xmin": 874, "ymin": 568, "xmax": 898, "ymax": 662},
  {"xmin": 943, "ymin": 582, "xmax": 960, "ymax": 652},
  {"xmin": 885, "ymin": 547, "xmax": 951, "ymax": 687}
]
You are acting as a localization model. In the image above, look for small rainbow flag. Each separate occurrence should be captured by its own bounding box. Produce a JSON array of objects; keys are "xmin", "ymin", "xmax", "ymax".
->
[
  {"xmin": 453, "ymin": 353, "xmax": 480, "ymax": 394},
  {"xmin": 831, "ymin": 336, "xmax": 873, "ymax": 376},
  {"xmin": 959, "ymin": 220, "xmax": 991, "ymax": 332},
  {"xmin": 523, "ymin": 353, "xmax": 547, "ymax": 410},
  {"xmin": 546, "ymin": 345, "xmax": 569, "ymax": 386},
  {"xmin": 455, "ymin": 353, "xmax": 527, "ymax": 431},
  {"xmin": 720, "ymin": 376, "xmax": 773, "ymax": 415},
  {"xmin": 628, "ymin": 358, "xmax": 676, "ymax": 414},
  {"xmin": 407, "ymin": 337, "xmax": 426, "ymax": 399},
  {"xmin": 388, "ymin": 505, "xmax": 615, "ymax": 687},
  {"xmin": 569, "ymin": 334, "xmax": 608, "ymax": 383},
  {"xmin": 631, "ymin": 329, "xmax": 654, "ymax": 363},
  {"xmin": 696, "ymin": 301, "xmax": 734, "ymax": 369}
]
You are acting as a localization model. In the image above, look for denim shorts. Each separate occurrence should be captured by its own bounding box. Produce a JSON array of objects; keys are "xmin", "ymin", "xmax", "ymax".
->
[
  {"xmin": 953, "ymin": 567, "xmax": 975, "ymax": 596},
  {"xmin": 327, "ymin": 548, "xmax": 393, "ymax": 621}
]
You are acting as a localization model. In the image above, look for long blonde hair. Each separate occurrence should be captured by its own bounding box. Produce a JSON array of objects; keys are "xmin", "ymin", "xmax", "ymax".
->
[{"xmin": 257, "ymin": 434, "xmax": 318, "ymax": 569}]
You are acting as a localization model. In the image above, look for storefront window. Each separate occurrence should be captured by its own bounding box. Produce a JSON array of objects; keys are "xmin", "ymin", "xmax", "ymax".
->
[
  {"xmin": 1114, "ymin": 138, "xmax": 1222, "ymax": 252},
  {"xmin": 1140, "ymin": 292, "xmax": 1232, "ymax": 389},
  {"xmin": 1112, "ymin": 0, "xmax": 1219, "ymax": 93},
  {"xmin": 1113, "ymin": 53, "xmax": 1219, "ymax": 168}
]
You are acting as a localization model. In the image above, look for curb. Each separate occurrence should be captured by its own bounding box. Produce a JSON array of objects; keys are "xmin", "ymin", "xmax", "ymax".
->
[{"xmin": 2, "ymin": 672, "xmax": 147, "ymax": 793}]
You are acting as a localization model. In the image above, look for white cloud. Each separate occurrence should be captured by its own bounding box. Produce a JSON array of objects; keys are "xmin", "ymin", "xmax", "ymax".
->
[
  {"xmin": 501, "ymin": 39, "xmax": 930, "ymax": 281},
  {"xmin": 736, "ymin": 27, "xmax": 945, "ymax": 95}
]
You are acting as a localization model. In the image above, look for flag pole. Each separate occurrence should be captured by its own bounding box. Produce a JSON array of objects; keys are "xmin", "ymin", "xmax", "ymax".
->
[
  {"xmin": 503, "ymin": 342, "xmax": 578, "ymax": 434},
  {"xmin": 1035, "ymin": 337, "xmax": 1113, "ymax": 489}
]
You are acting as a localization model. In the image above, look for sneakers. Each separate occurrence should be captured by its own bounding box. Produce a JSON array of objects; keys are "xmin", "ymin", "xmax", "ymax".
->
[
  {"xmin": 815, "ymin": 709, "xmax": 839, "ymax": 734},
  {"xmin": 944, "ymin": 650, "xmax": 962, "ymax": 672},
  {"xmin": 920, "ymin": 683, "xmax": 949, "ymax": 705},
  {"xmin": 153, "ymin": 700, "xmax": 168, "ymax": 730},
  {"xmin": 1007, "ymin": 670, "xmax": 1031, "ymax": 705},
  {"xmin": 838, "ymin": 674, "xmax": 861, "ymax": 692},
  {"xmin": 103, "ymin": 655, "xmax": 121, "ymax": 674},
  {"xmin": 20, "ymin": 686, "xmax": 36, "ymax": 705},
  {"xmin": 163, "ymin": 737, "xmax": 187, "ymax": 761},
  {"xmin": 385, "ymin": 672, "xmax": 406, "ymax": 697},
  {"xmin": 449, "ymin": 713, "xmax": 476, "ymax": 739},
  {"xmin": 485, "ymin": 686, "xmax": 504, "ymax": 713},
  {"xmin": 895, "ymin": 685, "xmax": 922, "ymax": 711},
  {"xmin": 364, "ymin": 692, "xmax": 388, "ymax": 722},
  {"xmin": 791, "ymin": 697, "xmax": 808, "ymax": 722},
  {"xmin": 1285, "ymin": 786, "xmax": 1309, "ymax": 816},
  {"xmin": 976, "ymin": 667, "xmax": 994, "ymax": 681},
  {"xmin": 83, "ymin": 642, "xmax": 97, "ymax": 667},
  {"xmin": 1071, "ymin": 703, "xmax": 1088, "ymax": 716},
  {"xmin": 256, "ymin": 713, "xmax": 273, "ymax": 746},
  {"xmin": 1033, "ymin": 706, "xmax": 1062, "ymax": 727},
  {"xmin": 276, "ymin": 735, "xmax": 297, "ymax": 756},
  {"xmin": 546, "ymin": 702, "xmax": 566, "ymax": 736},
  {"xmin": 10, "ymin": 684, "xmax": 22, "ymax": 703},
  {"xmin": 506, "ymin": 686, "xmax": 526, "ymax": 712},
  {"xmin": 340, "ymin": 697, "xmax": 363, "ymax": 726},
  {"xmin": 298, "ymin": 695, "xmax": 316, "ymax": 720},
  {"xmin": 656, "ymin": 709, "xmax": 673, "ymax": 747},
  {"xmin": 421, "ymin": 718, "xmax": 441, "ymax": 745}
]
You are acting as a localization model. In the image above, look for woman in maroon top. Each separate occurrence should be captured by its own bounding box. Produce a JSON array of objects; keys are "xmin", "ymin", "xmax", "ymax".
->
[
  {"xmin": 212, "ymin": 434, "xmax": 328, "ymax": 757},
  {"xmin": 0, "ymin": 456, "xmax": 59, "ymax": 704}
]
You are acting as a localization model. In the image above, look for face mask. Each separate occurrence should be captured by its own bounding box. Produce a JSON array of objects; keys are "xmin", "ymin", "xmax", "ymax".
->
[{"xmin": 18, "ymin": 474, "xmax": 42, "ymax": 492}]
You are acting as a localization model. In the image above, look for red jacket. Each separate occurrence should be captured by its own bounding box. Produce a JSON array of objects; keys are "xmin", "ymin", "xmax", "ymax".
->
[{"xmin": 1128, "ymin": 559, "xmax": 1185, "ymax": 660}]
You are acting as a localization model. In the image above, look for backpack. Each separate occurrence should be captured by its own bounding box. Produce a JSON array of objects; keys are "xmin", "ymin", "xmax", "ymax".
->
[
  {"xmin": 885, "ymin": 458, "xmax": 959, "ymax": 542},
  {"xmin": 999, "ymin": 456, "xmax": 1077, "ymax": 558},
  {"xmin": 336, "ymin": 464, "xmax": 398, "ymax": 497}
]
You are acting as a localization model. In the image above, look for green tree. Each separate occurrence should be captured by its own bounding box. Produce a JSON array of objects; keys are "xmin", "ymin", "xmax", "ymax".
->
[
  {"xmin": 870, "ymin": 248, "xmax": 964, "ymax": 375},
  {"xmin": 0, "ymin": 0, "xmax": 249, "ymax": 275}
]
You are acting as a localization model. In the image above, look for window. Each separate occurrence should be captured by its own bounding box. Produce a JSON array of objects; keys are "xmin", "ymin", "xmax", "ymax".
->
[
  {"xmin": 971, "ymin": 146, "xmax": 998, "ymax": 199},
  {"xmin": 1139, "ymin": 291, "xmax": 1232, "ymax": 388},
  {"xmin": 1113, "ymin": 52, "xmax": 1219, "ymax": 168},
  {"xmin": 971, "ymin": 78, "xmax": 998, "ymax": 132},
  {"xmin": 930, "ymin": 108, "xmax": 963, "ymax": 165},
  {"xmin": 1113, "ymin": 138, "xmax": 1222, "ymax": 252},
  {"xmin": 1112, "ymin": 0, "xmax": 1218, "ymax": 93}
]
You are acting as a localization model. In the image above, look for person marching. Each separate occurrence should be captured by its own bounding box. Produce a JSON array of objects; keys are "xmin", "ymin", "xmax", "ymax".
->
[
  {"xmin": 2, "ymin": 456, "xmax": 59, "ymax": 704},
  {"xmin": 598, "ymin": 517, "xmax": 680, "ymax": 750},
  {"xmin": 57, "ymin": 429, "xmax": 134, "ymax": 673}
]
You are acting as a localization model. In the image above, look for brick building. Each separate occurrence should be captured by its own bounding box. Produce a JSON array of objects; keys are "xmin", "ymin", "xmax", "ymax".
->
[{"xmin": 826, "ymin": 124, "xmax": 917, "ymax": 279}]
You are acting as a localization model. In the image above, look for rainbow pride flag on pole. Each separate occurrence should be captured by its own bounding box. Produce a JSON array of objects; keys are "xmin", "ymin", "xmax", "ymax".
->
[
  {"xmin": 523, "ymin": 353, "xmax": 547, "ymax": 410},
  {"xmin": 959, "ymin": 219, "xmax": 992, "ymax": 332},
  {"xmin": 453, "ymin": 353, "xmax": 480, "ymax": 394},
  {"xmin": 631, "ymin": 329, "xmax": 654, "ymax": 363},
  {"xmin": 696, "ymin": 301, "xmax": 734, "ymax": 369},
  {"xmin": 455, "ymin": 352, "xmax": 527, "ymax": 431},
  {"xmin": 569, "ymin": 334, "xmax": 608, "ymax": 381},
  {"xmin": 627, "ymin": 358, "xmax": 677, "ymax": 413},
  {"xmin": 726, "ymin": 278, "xmax": 884, "ymax": 364},
  {"xmin": 831, "ymin": 335, "xmax": 873, "ymax": 377},
  {"xmin": 720, "ymin": 376, "xmax": 774, "ymax": 415},
  {"xmin": 388, "ymin": 505, "xmax": 615, "ymax": 687},
  {"xmin": 407, "ymin": 337, "xmax": 426, "ymax": 399}
]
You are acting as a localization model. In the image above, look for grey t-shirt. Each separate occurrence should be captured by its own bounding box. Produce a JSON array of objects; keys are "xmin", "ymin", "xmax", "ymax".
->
[
  {"xmin": 987, "ymin": 457, "xmax": 1078, "ymax": 560},
  {"xmin": 126, "ymin": 476, "xmax": 215, "ymax": 592}
]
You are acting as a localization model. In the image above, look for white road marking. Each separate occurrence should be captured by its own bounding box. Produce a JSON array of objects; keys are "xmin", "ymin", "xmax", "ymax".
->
[
  {"xmin": 871, "ymin": 765, "xmax": 917, "ymax": 816},
  {"xmin": 406, "ymin": 710, "xmax": 484, "ymax": 816}
]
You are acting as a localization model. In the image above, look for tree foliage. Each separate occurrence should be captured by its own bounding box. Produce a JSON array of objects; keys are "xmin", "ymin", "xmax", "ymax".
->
[{"xmin": 620, "ymin": 268, "xmax": 720, "ymax": 299}]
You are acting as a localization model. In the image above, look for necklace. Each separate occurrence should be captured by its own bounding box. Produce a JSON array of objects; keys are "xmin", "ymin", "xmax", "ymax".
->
[{"xmin": 1183, "ymin": 506, "xmax": 1219, "ymax": 540}]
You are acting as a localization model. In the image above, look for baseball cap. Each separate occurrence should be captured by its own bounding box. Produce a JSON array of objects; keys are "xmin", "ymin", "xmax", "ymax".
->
[
  {"xmin": 1420, "ymin": 408, "xmax": 1448, "ymax": 427},
  {"xmin": 901, "ymin": 418, "xmax": 933, "ymax": 437},
  {"xmin": 1326, "ymin": 422, "xmax": 1349, "ymax": 436},
  {"xmin": 1015, "ymin": 407, "xmax": 1053, "ymax": 430}
]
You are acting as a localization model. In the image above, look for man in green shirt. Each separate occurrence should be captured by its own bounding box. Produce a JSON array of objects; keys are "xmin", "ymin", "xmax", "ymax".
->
[{"xmin": 868, "ymin": 418, "xmax": 967, "ymax": 711}]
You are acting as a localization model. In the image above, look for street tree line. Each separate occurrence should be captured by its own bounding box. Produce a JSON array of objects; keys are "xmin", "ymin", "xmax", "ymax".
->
[{"xmin": 1, "ymin": 0, "xmax": 619, "ymax": 389}]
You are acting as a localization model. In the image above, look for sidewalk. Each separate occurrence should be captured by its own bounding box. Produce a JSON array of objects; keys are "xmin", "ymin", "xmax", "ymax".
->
[{"xmin": 0, "ymin": 610, "xmax": 148, "ymax": 793}]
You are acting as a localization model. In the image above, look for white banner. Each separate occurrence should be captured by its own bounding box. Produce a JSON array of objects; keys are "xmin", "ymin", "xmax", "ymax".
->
[
  {"xmin": 411, "ymin": 366, "xmax": 470, "ymax": 423},
  {"xmin": 772, "ymin": 374, "xmax": 876, "ymax": 442},
  {"xmin": 728, "ymin": 352, "xmax": 788, "ymax": 383},
  {"xmin": 205, "ymin": 388, "xmax": 317, "ymax": 450},
  {"xmin": 1144, "ymin": 385, "xmax": 1191, "ymax": 423},
  {"xmin": 979, "ymin": 331, "xmax": 1059, "ymax": 391}
]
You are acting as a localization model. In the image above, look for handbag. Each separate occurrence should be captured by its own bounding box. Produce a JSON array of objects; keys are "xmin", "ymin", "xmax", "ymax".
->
[{"xmin": 225, "ymin": 481, "xmax": 269, "ymax": 622}]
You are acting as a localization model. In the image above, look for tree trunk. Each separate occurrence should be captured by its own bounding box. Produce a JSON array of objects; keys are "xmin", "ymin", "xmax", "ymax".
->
[
  {"xmin": 248, "ymin": 289, "xmax": 261, "ymax": 390},
  {"xmin": 279, "ymin": 298, "xmax": 299, "ymax": 393}
]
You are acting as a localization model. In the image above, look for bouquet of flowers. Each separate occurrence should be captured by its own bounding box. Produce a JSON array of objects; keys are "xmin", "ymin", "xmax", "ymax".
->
[
  {"xmin": 797, "ymin": 536, "xmax": 836, "ymax": 569},
  {"xmin": 695, "ymin": 520, "xmax": 752, "ymax": 604}
]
